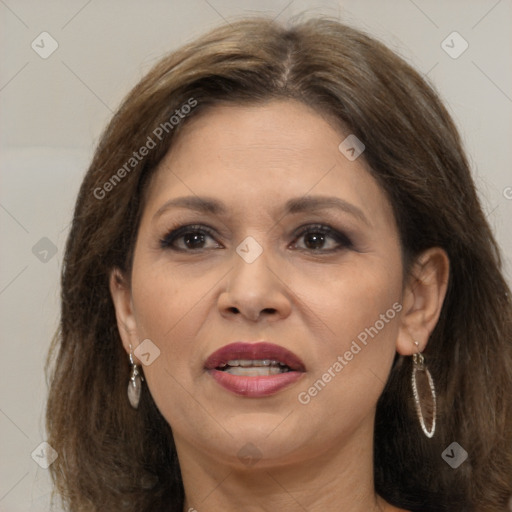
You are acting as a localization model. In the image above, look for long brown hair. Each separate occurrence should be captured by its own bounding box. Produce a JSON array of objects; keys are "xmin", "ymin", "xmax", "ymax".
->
[{"xmin": 45, "ymin": 16, "xmax": 512, "ymax": 512}]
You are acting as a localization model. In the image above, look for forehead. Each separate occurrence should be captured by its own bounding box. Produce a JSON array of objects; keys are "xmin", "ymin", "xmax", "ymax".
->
[{"xmin": 142, "ymin": 100, "xmax": 395, "ymax": 231}]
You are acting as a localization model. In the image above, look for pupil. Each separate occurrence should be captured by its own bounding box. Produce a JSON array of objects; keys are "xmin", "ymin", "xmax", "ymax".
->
[
  {"xmin": 185, "ymin": 233, "xmax": 204, "ymax": 248},
  {"xmin": 305, "ymin": 233, "xmax": 324, "ymax": 249}
]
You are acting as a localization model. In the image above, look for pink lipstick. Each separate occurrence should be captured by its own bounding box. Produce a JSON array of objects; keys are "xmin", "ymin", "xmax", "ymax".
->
[{"xmin": 204, "ymin": 342, "xmax": 306, "ymax": 397}]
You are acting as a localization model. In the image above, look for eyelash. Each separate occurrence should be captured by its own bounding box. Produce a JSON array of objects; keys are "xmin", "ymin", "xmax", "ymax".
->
[{"xmin": 159, "ymin": 223, "xmax": 353, "ymax": 253}]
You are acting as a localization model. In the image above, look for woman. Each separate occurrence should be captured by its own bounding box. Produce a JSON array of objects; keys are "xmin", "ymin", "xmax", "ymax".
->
[{"xmin": 45, "ymin": 16, "xmax": 512, "ymax": 512}]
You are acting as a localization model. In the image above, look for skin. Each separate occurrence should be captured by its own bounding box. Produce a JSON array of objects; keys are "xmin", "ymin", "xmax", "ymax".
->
[{"xmin": 110, "ymin": 99, "xmax": 449, "ymax": 512}]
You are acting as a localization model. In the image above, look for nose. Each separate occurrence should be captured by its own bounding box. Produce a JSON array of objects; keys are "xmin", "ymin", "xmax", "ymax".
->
[{"xmin": 217, "ymin": 247, "xmax": 292, "ymax": 322}]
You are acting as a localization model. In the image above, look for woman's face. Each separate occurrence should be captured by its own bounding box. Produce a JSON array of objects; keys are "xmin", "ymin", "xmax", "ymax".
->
[{"xmin": 119, "ymin": 99, "xmax": 406, "ymax": 468}]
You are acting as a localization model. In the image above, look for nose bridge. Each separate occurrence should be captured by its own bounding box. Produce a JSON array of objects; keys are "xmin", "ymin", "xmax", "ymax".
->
[
  {"xmin": 233, "ymin": 236, "xmax": 271, "ymax": 289},
  {"xmin": 218, "ymin": 234, "xmax": 291, "ymax": 321}
]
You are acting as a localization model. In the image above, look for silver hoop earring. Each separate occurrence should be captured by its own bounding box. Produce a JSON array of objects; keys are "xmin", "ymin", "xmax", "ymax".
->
[
  {"xmin": 411, "ymin": 344, "xmax": 436, "ymax": 438},
  {"xmin": 127, "ymin": 344, "xmax": 143, "ymax": 409}
]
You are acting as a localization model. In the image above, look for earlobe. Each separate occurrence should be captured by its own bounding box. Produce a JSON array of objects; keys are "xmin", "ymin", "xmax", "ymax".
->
[
  {"xmin": 396, "ymin": 247, "xmax": 450, "ymax": 356},
  {"xmin": 109, "ymin": 267, "xmax": 140, "ymax": 359}
]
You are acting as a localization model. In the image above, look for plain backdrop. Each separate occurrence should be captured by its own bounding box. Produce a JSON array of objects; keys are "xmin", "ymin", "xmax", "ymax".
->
[{"xmin": 1, "ymin": 1, "xmax": 511, "ymax": 510}]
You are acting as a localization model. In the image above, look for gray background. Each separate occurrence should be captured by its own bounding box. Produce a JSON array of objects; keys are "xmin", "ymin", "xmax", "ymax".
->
[{"xmin": 1, "ymin": 1, "xmax": 511, "ymax": 510}]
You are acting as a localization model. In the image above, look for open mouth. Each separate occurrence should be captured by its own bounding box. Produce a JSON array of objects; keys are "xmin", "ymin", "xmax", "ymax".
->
[
  {"xmin": 216, "ymin": 359, "xmax": 293, "ymax": 376},
  {"xmin": 204, "ymin": 342, "xmax": 305, "ymax": 397},
  {"xmin": 205, "ymin": 341, "xmax": 305, "ymax": 374}
]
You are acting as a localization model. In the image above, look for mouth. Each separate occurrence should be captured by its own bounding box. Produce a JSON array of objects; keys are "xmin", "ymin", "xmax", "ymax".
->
[
  {"xmin": 204, "ymin": 342, "xmax": 306, "ymax": 397},
  {"xmin": 216, "ymin": 360, "xmax": 293, "ymax": 376}
]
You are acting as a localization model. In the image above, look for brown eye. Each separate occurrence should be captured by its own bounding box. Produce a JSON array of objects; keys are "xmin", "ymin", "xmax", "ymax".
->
[
  {"xmin": 160, "ymin": 223, "xmax": 353, "ymax": 254},
  {"xmin": 160, "ymin": 225, "xmax": 221, "ymax": 251},
  {"xmin": 293, "ymin": 224, "xmax": 353, "ymax": 252}
]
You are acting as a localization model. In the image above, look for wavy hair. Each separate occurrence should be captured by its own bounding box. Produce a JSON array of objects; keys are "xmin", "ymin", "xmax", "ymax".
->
[{"xmin": 45, "ymin": 16, "xmax": 512, "ymax": 512}]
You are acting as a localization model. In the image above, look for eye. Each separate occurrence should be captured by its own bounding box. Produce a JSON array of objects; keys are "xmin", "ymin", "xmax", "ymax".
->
[
  {"xmin": 292, "ymin": 224, "xmax": 353, "ymax": 252},
  {"xmin": 160, "ymin": 223, "xmax": 353, "ymax": 253},
  {"xmin": 160, "ymin": 224, "xmax": 221, "ymax": 251}
]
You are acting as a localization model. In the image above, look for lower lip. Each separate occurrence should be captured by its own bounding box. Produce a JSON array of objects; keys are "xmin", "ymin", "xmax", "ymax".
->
[{"xmin": 207, "ymin": 369, "xmax": 304, "ymax": 397}]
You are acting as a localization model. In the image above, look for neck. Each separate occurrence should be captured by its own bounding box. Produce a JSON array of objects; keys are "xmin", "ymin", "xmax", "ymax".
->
[{"xmin": 176, "ymin": 415, "xmax": 390, "ymax": 512}]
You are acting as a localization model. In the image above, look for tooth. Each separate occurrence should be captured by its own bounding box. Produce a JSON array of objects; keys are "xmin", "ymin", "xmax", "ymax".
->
[
  {"xmin": 225, "ymin": 359, "xmax": 279, "ymax": 367},
  {"xmin": 224, "ymin": 366, "xmax": 287, "ymax": 376},
  {"xmin": 220, "ymin": 359, "xmax": 290, "ymax": 369}
]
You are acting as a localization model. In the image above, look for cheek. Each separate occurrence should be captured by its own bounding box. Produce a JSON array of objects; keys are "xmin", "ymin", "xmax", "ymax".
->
[
  {"xmin": 339, "ymin": 264, "xmax": 401, "ymax": 338},
  {"xmin": 293, "ymin": 255, "xmax": 403, "ymax": 415},
  {"xmin": 130, "ymin": 253, "xmax": 215, "ymax": 341},
  {"xmin": 129, "ymin": 259, "xmax": 209, "ymax": 426},
  {"xmin": 294, "ymin": 252, "xmax": 402, "ymax": 347}
]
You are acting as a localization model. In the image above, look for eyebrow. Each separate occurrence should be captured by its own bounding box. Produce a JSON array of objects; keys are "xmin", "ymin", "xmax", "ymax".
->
[{"xmin": 153, "ymin": 195, "xmax": 370, "ymax": 226}]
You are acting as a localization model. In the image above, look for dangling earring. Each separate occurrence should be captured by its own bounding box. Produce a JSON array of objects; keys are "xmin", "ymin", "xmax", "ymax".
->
[
  {"xmin": 411, "ymin": 340, "xmax": 436, "ymax": 438},
  {"xmin": 127, "ymin": 344, "xmax": 143, "ymax": 409}
]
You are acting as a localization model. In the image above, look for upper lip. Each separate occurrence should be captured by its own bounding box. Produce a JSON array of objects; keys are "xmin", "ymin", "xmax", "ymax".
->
[{"xmin": 204, "ymin": 342, "xmax": 306, "ymax": 372}]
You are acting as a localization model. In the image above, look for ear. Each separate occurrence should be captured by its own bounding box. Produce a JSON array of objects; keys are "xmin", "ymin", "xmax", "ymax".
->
[
  {"xmin": 109, "ymin": 267, "xmax": 142, "ymax": 364},
  {"xmin": 396, "ymin": 247, "xmax": 450, "ymax": 355}
]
